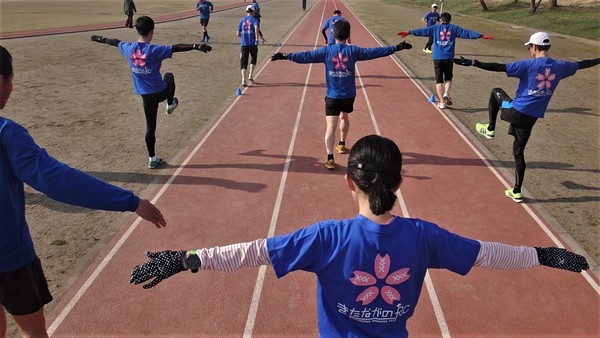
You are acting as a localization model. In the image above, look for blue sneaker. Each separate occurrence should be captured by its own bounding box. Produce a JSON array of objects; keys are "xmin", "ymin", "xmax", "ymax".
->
[
  {"xmin": 205, "ymin": 36, "xmax": 210, "ymax": 43},
  {"xmin": 200, "ymin": 37, "xmax": 206, "ymax": 43}
]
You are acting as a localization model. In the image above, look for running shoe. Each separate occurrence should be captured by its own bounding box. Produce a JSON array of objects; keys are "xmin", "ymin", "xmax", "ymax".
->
[
  {"xmin": 242, "ymin": 79, "xmax": 247, "ymax": 87},
  {"xmin": 425, "ymin": 49, "xmax": 432, "ymax": 54},
  {"xmin": 475, "ymin": 123, "xmax": 495, "ymax": 139},
  {"xmin": 205, "ymin": 36, "xmax": 210, "ymax": 43},
  {"xmin": 505, "ymin": 189, "xmax": 523, "ymax": 203},
  {"xmin": 201, "ymin": 37, "xmax": 206, "ymax": 43},
  {"xmin": 324, "ymin": 159, "xmax": 335, "ymax": 169},
  {"xmin": 148, "ymin": 157, "xmax": 164, "ymax": 169},
  {"xmin": 166, "ymin": 97, "xmax": 179, "ymax": 115},
  {"xmin": 336, "ymin": 144, "xmax": 346, "ymax": 154},
  {"xmin": 437, "ymin": 102, "xmax": 446, "ymax": 109},
  {"xmin": 422, "ymin": 48, "xmax": 429, "ymax": 53},
  {"xmin": 443, "ymin": 95, "xmax": 453, "ymax": 106},
  {"xmin": 248, "ymin": 75, "xmax": 254, "ymax": 83}
]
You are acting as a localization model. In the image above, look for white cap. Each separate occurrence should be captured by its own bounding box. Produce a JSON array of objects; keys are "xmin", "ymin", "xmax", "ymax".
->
[
  {"xmin": 431, "ymin": 3, "xmax": 438, "ymax": 7},
  {"xmin": 525, "ymin": 32, "xmax": 551, "ymax": 46},
  {"xmin": 246, "ymin": 5, "xmax": 255, "ymax": 12}
]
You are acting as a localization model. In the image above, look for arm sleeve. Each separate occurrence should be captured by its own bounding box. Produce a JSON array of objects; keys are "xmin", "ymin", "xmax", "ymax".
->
[
  {"xmin": 473, "ymin": 60, "xmax": 506, "ymax": 72},
  {"xmin": 197, "ymin": 239, "xmax": 270, "ymax": 272},
  {"xmin": 322, "ymin": 28, "xmax": 328, "ymax": 41},
  {"xmin": 5, "ymin": 122, "xmax": 139, "ymax": 212},
  {"xmin": 172, "ymin": 44, "xmax": 195, "ymax": 53},
  {"xmin": 577, "ymin": 57, "xmax": 600, "ymax": 70},
  {"xmin": 473, "ymin": 241, "xmax": 540, "ymax": 269},
  {"xmin": 287, "ymin": 48, "xmax": 327, "ymax": 64},
  {"xmin": 355, "ymin": 45, "xmax": 397, "ymax": 61},
  {"xmin": 105, "ymin": 38, "xmax": 121, "ymax": 47}
]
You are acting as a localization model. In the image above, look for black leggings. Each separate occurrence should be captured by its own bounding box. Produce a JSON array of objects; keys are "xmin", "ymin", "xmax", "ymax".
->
[
  {"xmin": 141, "ymin": 73, "xmax": 175, "ymax": 157},
  {"xmin": 488, "ymin": 88, "xmax": 538, "ymax": 193},
  {"xmin": 425, "ymin": 35, "xmax": 433, "ymax": 50}
]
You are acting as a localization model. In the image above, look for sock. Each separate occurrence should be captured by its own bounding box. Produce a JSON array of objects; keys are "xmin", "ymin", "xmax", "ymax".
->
[
  {"xmin": 327, "ymin": 154, "xmax": 334, "ymax": 161},
  {"xmin": 338, "ymin": 140, "xmax": 345, "ymax": 146}
]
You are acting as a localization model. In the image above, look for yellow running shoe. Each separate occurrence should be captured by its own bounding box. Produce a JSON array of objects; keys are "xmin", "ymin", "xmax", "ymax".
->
[
  {"xmin": 505, "ymin": 189, "xmax": 523, "ymax": 203},
  {"xmin": 336, "ymin": 144, "xmax": 346, "ymax": 154},
  {"xmin": 324, "ymin": 159, "xmax": 335, "ymax": 169},
  {"xmin": 476, "ymin": 123, "xmax": 495, "ymax": 139}
]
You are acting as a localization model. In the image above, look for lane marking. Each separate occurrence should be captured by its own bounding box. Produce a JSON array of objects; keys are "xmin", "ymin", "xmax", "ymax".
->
[{"xmin": 243, "ymin": 2, "xmax": 329, "ymax": 337}]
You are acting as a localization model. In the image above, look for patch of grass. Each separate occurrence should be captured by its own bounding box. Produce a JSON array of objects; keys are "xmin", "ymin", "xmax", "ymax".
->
[
  {"xmin": 51, "ymin": 239, "xmax": 67, "ymax": 246},
  {"xmin": 387, "ymin": 0, "xmax": 600, "ymax": 40}
]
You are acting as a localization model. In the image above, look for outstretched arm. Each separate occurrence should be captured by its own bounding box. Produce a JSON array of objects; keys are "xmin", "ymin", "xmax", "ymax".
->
[
  {"xmin": 474, "ymin": 241, "xmax": 589, "ymax": 272},
  {"xmin": 453, "ymin": 57, "xmax": 506, "ymax": 72},
  {"xmin": 91, "ymin": 35, "xmax": 120, "ymax": 47},
  {"xmin": 130, "ymin": 239, "xmax": 270, "ymax": 289},
  {"xmin": 172, "ymin": 44, "xmax": 212, "ymax": 53},
  {"xmin": 577, "ymin": 57, "xmax": 600, "ymax": 70}
]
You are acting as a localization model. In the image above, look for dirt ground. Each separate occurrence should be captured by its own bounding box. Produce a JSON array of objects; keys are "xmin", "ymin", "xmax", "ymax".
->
[{"xmin": 0, "ymin": 0, "xmax": 598, "ymax": 337}]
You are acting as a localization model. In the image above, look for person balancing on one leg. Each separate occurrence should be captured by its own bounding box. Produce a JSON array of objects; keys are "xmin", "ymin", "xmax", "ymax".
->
[
  {"xmin": 90, "ymin": 16, "xmax": 212, "ymax": 169},
  {"xmin": 271, "ymin": 20, "xmax": 412, "ymax": 170},
  {"xmin": 454, "ymin": 32, "xmax": 600, "ymax": 202}
]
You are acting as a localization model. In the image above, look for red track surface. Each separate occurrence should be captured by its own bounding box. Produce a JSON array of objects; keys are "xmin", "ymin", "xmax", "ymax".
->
[{"xmin": 45, "ymin": 0, "xmax": 598, "ymax": 336}]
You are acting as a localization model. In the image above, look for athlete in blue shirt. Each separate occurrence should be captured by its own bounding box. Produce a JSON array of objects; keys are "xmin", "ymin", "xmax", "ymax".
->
[
  {"xmin": 196, "ymin": 0, "xmax": 214, "ymax": 42},
  {"xmin": 421, "ymin": 4, "xmax": 440, "ymax": 53},
  {"xmin": 238, "ymin": 6, "xmax": 261, "ymax": 87},
  {"xmin": 398, "ymin": 12, "xmax": 492, "ymax": 108},
  {"xmin": 0, "ymin": 45, "xmax": 166, "ymax": 338},
  {"xmin": 454, "ymin": 32, "xmax": 600, "ymax": 202},
  {"xmin": 251, "ymin": 0, "xmax": 266, "ymax": 44},
  {"xmin": 321, "ymin": 10, "xmax": 347, "ymax": 45},
  {"xmin": 271, "ymin": 20, "xmax": 412, "ymax": 169},
  {"xmin": 130, "ymin": 134, "xmax": 588, "ymax": 337},
  {"xmin": 91, "ymin": 16, "xmax": 211, "ymax": 169}
]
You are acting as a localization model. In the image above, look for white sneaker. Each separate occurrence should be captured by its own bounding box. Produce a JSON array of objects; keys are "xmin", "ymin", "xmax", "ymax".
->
[
  {"xmin": 248, "ymin": 75, "xmax": 254, "ymax": 83},
  {"xmin": 437, "ymin": 102, "xmax": 446, "ymax": 109},
  {"xmin": 241, "ymin": 79, "xmax": 247, "ymax": 87},
  {"xmin": 166, "ymin": 97, "xmax": 178, "ymax": 115}
]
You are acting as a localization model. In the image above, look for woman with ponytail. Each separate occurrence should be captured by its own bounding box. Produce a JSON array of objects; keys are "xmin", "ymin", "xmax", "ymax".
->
[{"xmin": 130, "ymin": 134, "xmax": 589, "ymax": 337}]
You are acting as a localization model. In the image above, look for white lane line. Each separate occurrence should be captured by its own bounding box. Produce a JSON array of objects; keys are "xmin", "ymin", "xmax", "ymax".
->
[{"xmin": 243, "ymin": 2, "xmax": 330, "ymax": 337}]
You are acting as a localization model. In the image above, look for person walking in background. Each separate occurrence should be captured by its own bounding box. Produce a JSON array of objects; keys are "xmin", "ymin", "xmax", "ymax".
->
[
  {"xmin": 196, "ymin": 0, "xmax": 214, "ymax": 43},
  {"xmin": 421, "ymin": 3, "xmax": 439, "ymax": 53},
  {"xmin": 454, "ymin": 32, "xmax": 600, "ymax": 202},
  {"xmin": 0, "ymin": 45, "xmax": 167, "ymax": 338},
  {"xmin": 271, "ymin": 20, "xmax": 412, "ymax": 170},
  {"xmin": 251, "ymin": 0, "xmax": 266, "ymax": 44},
  {"xmin": 321, "ymin": 10, "xmax": 348, "ymax": 46},
  {"xmin": 91, "ymin": 16, "xmax": 212, "ymax": 169},
  {"xmin": 124, "ymin": 0, "xmax": 136, "ymax": 28},
  {"xmin": 130, "ymin": 134, "xmax": 589, "ymax": 337},
  {"xmin": 238, "ymin": 5, "xmax": 260, "ymax": 87},
  {"xmin": 398, "ymin": 12, "xmax": 493, "ymax": 108}
]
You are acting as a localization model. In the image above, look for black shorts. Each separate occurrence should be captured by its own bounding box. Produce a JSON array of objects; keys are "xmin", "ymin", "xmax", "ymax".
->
[
  {"xmin": 200, "ymin": 18, "xmax": 209, "ymax": 27},
  {"xmin": 0, "ymin": 257, "xmax": 53, "ymax": 316},
  {"xmin": 240, "ymin": 45, "xmax": 258, "ymax": 69},
  {"xmin": 433, "ymin": 59, "xmax": 454, "ymax": 84},
  {"xmin": 325, "ymin": 97, "xmax": 355, "ymax": 116}
]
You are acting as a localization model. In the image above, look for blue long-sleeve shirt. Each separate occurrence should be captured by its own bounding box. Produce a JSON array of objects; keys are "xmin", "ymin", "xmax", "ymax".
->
[
  {"xmin": 410, "ymin": 23, "xmax": 482, "ymax": 60},
  {"xmin": 287, "ymin": 44, "xmax": 397, "ymax": 99},
  {"xmin": 0, "ymin": 117, "xmax": 140, "ymax": 272}
]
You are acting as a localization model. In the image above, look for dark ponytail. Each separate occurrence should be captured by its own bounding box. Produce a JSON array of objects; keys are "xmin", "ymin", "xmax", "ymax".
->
[{"xmin": 347, "ymin": 135, "xmax": 402, "ymax": 215}]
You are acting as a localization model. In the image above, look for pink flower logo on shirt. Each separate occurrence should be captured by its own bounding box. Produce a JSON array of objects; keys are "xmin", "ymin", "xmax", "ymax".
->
[
  {"xmin": 349, "ymin": 254, "xmax": 410, "ymax": 305},
  {"xmin": 130, "ymin": 49, "xmax": 147, "ymax": 67},
  {"xmin": 536, "ymin": 67, "xmax": 556, "ymax": 90},
  {"xmin": 332, "ymin": 52, "xmax": 349, "ymax": 71},
  {"xmin": 243, "ymin": 20, "xmax": 253, "ymax": 31},
  {"xmin": 439, "ymin": 29, "xmax": 451, "ymax": 41}
]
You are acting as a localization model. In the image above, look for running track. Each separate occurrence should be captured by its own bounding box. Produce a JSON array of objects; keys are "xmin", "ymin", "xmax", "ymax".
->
[{"xmin": 44, "ymin": 0, "xmax": 599, "ymax": 336}]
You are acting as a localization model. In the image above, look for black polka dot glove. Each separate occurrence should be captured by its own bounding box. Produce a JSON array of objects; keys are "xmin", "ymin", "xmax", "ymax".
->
[
  {"xmin": 130, "ymin": 250, "xmax": 187, "ymax": 289},
  {"xmin": 535, "ymin": 247, "xmax": 589, "ymax": 273}
]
